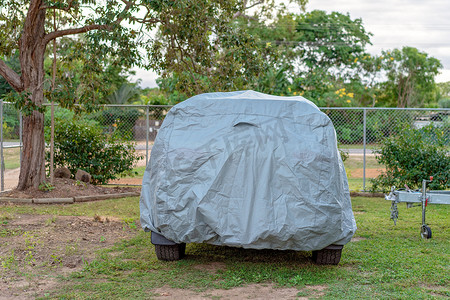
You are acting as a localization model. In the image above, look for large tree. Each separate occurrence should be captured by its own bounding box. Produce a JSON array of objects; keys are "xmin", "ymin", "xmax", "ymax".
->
[
  {"xmin": 237, "ymin": 9, "xmax": 373, "ymax": 104},
  {"xmin": 0, "ymin": 0, "xmax": 284, "ymax": 190},
  {"xmin": 1, "ymin": 1, "xmax": 259, "ymax": 190},
  {"xmin": 154, "ymin": 0, "xmax": 308, "ymax": 98},
  {"xmin": 380, "ymin": 47, "xmax": 442, "ymax": 107},
  {"xmin": 0, "ymin": 0, "xmax": 151, "ymax": 190}
]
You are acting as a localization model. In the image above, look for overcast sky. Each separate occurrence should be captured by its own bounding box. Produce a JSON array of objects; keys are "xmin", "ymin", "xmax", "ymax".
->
[{"xmin": 132, "ymin": 0, "xmax": 450, "ymax": 88}]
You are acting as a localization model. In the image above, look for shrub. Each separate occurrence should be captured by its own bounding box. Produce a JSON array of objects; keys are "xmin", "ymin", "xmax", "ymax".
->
[
  {"xmin": 327, "ymin": 110, "xmax": 412, "ymax": 145},
  {"xmin": 91, "ymin": 107, "xmax": 142, "ymax": 140},
  {"xmin": 2, "ymin": 107, "xmax": 20, "ymax": 139},
  {"xmin": 438, "ymin": 98, "xmax": 450, "ymax": 108},
  {"xmin": 370, "ymin": 124, "xmax": 449, "ymax": 191},
  {"xmin": 46, "ymin": 117, "xmax": 143, "ymax": 185},
  {"xmin": 2, "ymin": 122, "xmax": 15, "ymax": 139}
]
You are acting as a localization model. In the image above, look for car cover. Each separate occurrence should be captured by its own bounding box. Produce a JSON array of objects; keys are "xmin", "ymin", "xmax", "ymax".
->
[{"xmin": 140, "ymin": 90, "xmax": 356, "ymax": 251}]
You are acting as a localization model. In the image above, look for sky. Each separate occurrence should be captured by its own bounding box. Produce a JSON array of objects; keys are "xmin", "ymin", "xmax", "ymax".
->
[{"xmin": 131, "ymin": 0, "xmax": 450, "ymax": 88}]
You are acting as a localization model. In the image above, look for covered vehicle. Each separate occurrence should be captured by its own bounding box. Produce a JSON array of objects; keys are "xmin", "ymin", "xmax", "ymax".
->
[{"xmin": 140, "ymin": 90, "xmax": 356, "ymax": 264}]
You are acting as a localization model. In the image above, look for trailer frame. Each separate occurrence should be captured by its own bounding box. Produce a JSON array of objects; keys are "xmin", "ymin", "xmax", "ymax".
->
[{"xmin": 385, "ymin": 178, "xmax": 450, "ymax": 239}]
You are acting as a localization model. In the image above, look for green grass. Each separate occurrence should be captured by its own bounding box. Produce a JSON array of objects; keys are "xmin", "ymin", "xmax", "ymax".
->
[
  {"xmin": 344, "ymin": 155, "xmax": 384, "ymax": 191},
  {"xmin": 340, "ymin": 144, "xmax": 380, "ymax": 150},
  {"xmin": 131, "ymin": 166, "xmax": 146, "ymax": 177},
  {"xmin": 344, "ymin": 154, "xmax": 382, "ymax": 170},
  {"xmin": 347, "ymin": 178, "xmax": 367, "ymax": 191},
  {"xmin": 0, "ymin": 197, "xmax": 139, "ymax": 221},
  {"xmin": 3, "ymin": 147, "xmax": 21, "ymax": 169},
  {"xmin": 5, "ymin": 196, "xmax": 442, "ymax": 299}
]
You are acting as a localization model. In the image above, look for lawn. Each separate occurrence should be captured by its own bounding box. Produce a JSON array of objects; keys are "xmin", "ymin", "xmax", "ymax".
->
[
  {"xmin": 2, "ymin": 147, "xmax": 21, "ymax": 170},
  {"xmin": 343, "ymin": 154, "xmax": 384, "ymax": 191},
  {"xmin": 1, "ymin": 196, "xmax": 448, "ymax": 299}
]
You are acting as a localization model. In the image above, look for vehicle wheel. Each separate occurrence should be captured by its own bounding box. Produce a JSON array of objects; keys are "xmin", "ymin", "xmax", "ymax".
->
[
  {"xmin": 312, "ymin": 248, "xmax": 342, "ymax": 265},
  {"xmin": 420, "ymin": 225, "xmax": 432, "ymax": 239},
  {"xmin": 155, "ymin": 244, "xmax": 186, "ymax": 261}
]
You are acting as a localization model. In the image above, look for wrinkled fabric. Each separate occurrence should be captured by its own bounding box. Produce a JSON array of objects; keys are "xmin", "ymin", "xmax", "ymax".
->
[{"xmin": 140, "ymin": 91, "xmax": 356, "ymax": 251}]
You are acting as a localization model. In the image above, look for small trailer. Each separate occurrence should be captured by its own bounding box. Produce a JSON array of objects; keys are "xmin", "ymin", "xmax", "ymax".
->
[{"xmin": 385, "ymin": 177, "xmax": 450, "ymax": 239}]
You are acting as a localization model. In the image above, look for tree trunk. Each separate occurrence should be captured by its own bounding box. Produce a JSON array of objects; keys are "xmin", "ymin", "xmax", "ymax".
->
[
  {"xmin": 17, "ymin": 111, "xmax": 46, "ymax": 190},
  {"xmin": 17, "ymin": 0, "xmax": 47, "ymax": 190}
]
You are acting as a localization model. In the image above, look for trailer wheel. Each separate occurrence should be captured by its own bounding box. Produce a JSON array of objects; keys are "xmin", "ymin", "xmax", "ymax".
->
[
  {"xmin": 420, "ymin": 225, "xmax": 432, "ymax": 239},
  {"xmin": 312, "ymin": 248, "xmax": 342, "ymax": 265},
  {"xmin": 155, "ymin": 244, "xmax": 186, "ymax": 261}
]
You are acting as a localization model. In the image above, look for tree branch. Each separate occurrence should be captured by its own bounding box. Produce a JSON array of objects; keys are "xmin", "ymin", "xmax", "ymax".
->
[
  {"xmin": 43, "ymin": 0, "xmax": 135, "ymax": 45},
  {"xmin": 233, "ymin": 0, "xmax": 263, "ymax": 19},
  {"xmin": 0, "ymin": 59, "xmax": 23, "ymax": 92},
  {"xmin": 244, "ymin": 0, "xmax": 264, "ymax": 10},
  {"xmin": 129, "ymin": 16, "xmax": 162, "ymax": 24},
  {"xmin": 43, "ymin": 24, "xmax": 111, "ymax": 45}
]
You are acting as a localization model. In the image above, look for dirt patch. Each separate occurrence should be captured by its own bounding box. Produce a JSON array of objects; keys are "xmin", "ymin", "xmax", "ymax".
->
[
  {"xmin": 108, "ymin": 177, "xmax": 143, "ymax": 186},
  {"xmin": 2, "ymin": 178, "xmax": 140, "ymax": 199},
  {"xmin": 2, "ymin": 168, "xmax": 20, "ymax": 190},
  {"xmin": 350, "ymin": 168, "xmax": 385, "ymax": 178},
  {"xmin": 193, "ymin": 262, "xmax": 226, "ymax": 274},
  {"xmin": 302, "ymin": 285, "xmax": 327, "ymax": 298},
  {"xmin": 152, "ymin": 284, "xmax": 301, "ymax": 299},
  {"xmin": 0, "ymin": 213, "xmax": 137, "ymax": 299}
]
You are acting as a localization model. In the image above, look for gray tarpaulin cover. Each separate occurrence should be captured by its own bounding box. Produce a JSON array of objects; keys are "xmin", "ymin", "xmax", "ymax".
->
[{"xmin": 140, "ymin": 90, "xmax": 356, "ymax": 251}]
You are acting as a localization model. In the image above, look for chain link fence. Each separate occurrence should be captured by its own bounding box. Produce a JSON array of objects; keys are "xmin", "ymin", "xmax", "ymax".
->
[
  {"xmin": 324, "ymin": 108, "xmax": 449, "ymax": 145},
  {"xmin": 1, "ymin": 100, "xmax": 449, "ymax": 192}
]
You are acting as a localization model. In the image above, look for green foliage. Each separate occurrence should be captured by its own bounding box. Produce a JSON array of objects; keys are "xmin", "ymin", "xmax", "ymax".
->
[
  {"xmin": 256, "ymin": 64, "xmax": 292, "ymax": 96},
  {"xmin": 47, "ymin": 117, "xmax": 143, "ymax": 185},
  {"xmin": 92, "ymin": 107, "xmax": 142, "ymax": 140},
  {"xmin": 371, "ymin": 124, "xmax": 450, "ymax": 191},
  {"xmin": 105, "ymin": 83, "xmax": 139, "ymax": 105},
  {"xmin": 292, "ymin": 10, "xmax": 373, "ymax": 102},
  {"xmin": 236, "ymin": 9, "xmax": 377, "ymax": 105},
  {"xmin": 44, "ymin": 106, "xmax": 77, "ymax": 126},
  {"xmin": 38, "ymin": 182, "xmax": 55, "ymax": 192},
  {"xmin": 379, "ymin": 47, "xmax": 442, "ymax": 108},
  {"xmin": 5, "ymin": 90, "xmax": 44, "ymax": 115},
  {"xmin": 2, "ymin": 122, "xmax": 13, "ymax": 139},
  {"xmin": 326, "ymin": 110, "xmax": 410, "ymax": 144},
  {"xmin": 0, "ymin": 52, "xmax": 20, "ymax": 98},
  {"xmin": 151, "ymin": 79, "xmax": 187, "ymax": 105},
  {"xmin": 436, "ymin": 81, "xmax": 450, "ymax": 105},
  {"xmin": 44, "ymin": 37, "xmax": 135, "ymax": 112},
  {"xmin": 151, "ymin": 0, "xmax": 265, "ymax": 97},
  {"xmin": 1, "ymin": 106, "xmax": 20, "ymax": 139},
  {"xmin": 338, "ymin": 147, "xmax": 349, "ymax": 162},
  {"xmin": 438, "ymin": 98, "xmax": 450, "ymax": 108}
]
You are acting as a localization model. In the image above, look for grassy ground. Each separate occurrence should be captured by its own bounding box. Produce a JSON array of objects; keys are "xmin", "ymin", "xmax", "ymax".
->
[
  {"xmin": 2, "ymin": 196, "xmax": 448, "ymax": 299},
  {"xmin": 340, "ymin": 144, "xmax": 380, "ymax": 150},
  {"xmin": 2, "ymin": 147, "xmax": 21, "ymax": 170},
  {"xmin": 343, "ymin": 155, "xmax": 384, "ymax": 191}
]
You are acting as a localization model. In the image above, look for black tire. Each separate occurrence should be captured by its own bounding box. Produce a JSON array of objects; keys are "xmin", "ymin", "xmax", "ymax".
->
[
  {"xmin": 312, "ymin": 248, "xmax": 342, "ymax": 265},
  {"xmin": 155, "ymin": 244, "xmax": 186, "ymax": 261},
  {"xmin": 421, "ymin": 225, "xmax": 432, "ymax": 239}
]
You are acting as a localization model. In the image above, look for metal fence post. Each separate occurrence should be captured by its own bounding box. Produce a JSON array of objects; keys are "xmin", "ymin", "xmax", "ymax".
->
[
  {"xmin": 146, "ymin": 105, "xmax": 149, "ymax": 165},
  {"xmin": 363, "ymin": 108, "xmax": 367, "ymax": 191},
  {"xmin": 0, "ymin": 99, "xmax": 4, "ymax": 192}
]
